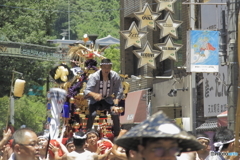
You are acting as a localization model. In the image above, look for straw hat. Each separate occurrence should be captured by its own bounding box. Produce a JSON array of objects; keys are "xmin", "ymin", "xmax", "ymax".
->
[{"xmin": 115, "ymin": 111, "xmax": 203, "ymax": 152}]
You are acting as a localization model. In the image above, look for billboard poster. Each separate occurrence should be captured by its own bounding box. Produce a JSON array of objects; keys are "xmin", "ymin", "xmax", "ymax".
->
[
  {"xmin": 203, "ymin": 65, "xmax": 227, "ymax": 117},
  {"xmin": 186, "ymin": 30, "xmax": 219, "ymax": 72}
]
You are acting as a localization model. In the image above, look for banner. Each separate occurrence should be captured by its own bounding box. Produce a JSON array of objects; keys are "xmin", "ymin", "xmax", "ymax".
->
[
  {"xmin": 186, "ymin": 30, "xmax": 219, "ymax": 72},
  {"xmin": 0, "ymin": 41, "xmax": 62, "ymax": 61},
  {"xmin": 203, "ymin": 65, "xmax": 227, "ymax": 117}
]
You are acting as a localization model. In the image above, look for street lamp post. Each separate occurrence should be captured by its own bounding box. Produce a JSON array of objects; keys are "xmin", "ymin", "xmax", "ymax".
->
[{"xmin": 8, "ymin": 70, "xmax": 24, "ymax": 126}]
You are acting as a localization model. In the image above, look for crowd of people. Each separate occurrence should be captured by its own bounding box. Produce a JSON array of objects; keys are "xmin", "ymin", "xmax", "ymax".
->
[
  {"xmin": 1, "ymin": 56, "xmax": 239, "ymax": 160},
  {"xmin": 0, "ymin": 110, "xmax": 239, "ymax": 160}
]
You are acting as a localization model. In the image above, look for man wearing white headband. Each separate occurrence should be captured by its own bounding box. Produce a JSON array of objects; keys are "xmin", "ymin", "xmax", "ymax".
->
[
  {"xmin": 195, "ymin": 133, "xmax": 211, "ymax": 160},
  {"xmin": 84, "ymin": 59, "xmax": 123, "ymax": 137},
  {"xmin": 66, "ymin": 131, "xmax": 111, "ymax": 160},
  {"xmin": 210, "ymin": 128, "xmax": 237, "ymax": 160}
]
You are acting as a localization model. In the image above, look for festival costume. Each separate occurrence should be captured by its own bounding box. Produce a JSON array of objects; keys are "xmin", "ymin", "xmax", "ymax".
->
[
  {"xmin": 205, "ymin": 151, "xmax": 225, "ymax": 160},
  {"xmin": 8, "ymin": 153, "xmax": 15, "ymax": 160},
  {"xmin": 84, "ymin": 70, "xmax": 123, "ymax": 136},
  {"xmin": 67, "ymin": 150, "xmax": 96, "ymax": 160}
]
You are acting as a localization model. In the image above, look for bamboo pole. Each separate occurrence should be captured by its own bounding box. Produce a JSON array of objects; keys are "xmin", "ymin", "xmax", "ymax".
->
[{"xmin": 233, "ymin": 9, "xmax": 240, "ymax": 159}]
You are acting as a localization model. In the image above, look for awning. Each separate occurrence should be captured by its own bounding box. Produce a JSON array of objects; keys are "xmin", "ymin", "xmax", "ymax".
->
[
  {"xmin": 95, "ymin": 35, "xmax": 120, "ymax": 46},
  {"xmin": 217, "ymin": 110, "xmax": 227, "ymax": 127},
  {"xmin": 196, "ymin": 121, "xmax": 218, "ymax": 131},
  {"xmin": 47, "ymin": 39, "xmax": 92, "ymax": 45},
  {"xmin": 120, "ymin": 90, "xmax": 147, "ymax": 124}
]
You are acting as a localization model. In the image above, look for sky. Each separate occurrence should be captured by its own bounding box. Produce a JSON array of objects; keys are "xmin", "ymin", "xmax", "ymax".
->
[{"xmin": 200, "ymin": 0, "xmax": 227, "ymax": 30}]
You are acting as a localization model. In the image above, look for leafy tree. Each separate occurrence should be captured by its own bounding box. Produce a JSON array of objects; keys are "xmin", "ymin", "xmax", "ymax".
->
[
  {"xmin": 55, "ymin": 0, "xmax": 120, "ymax": 40},
  {"xmin": 0, "ymin": 96, "xmax": 9, "ymax": 134},
  {"xmin": 14, "ymin": 95, "xmax": 47, "ymax": 132},
  {"xmin": 0, "ymin": 57, "xmax": 52, "ymax": 97},
  {"xmin": 0, "ymin": 95, "xmax": 47, "ymax": 134},
  {"xmin": 104, "ymin": 44, "xmax": 120, "ymax": 72},
  {"xmin": 0, "ymin": 0, "xmax": 58, "ymax": 45}
]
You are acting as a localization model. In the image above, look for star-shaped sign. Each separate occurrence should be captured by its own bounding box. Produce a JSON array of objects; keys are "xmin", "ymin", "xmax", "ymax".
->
[
  {"xmin": 156, "ymin": 12, "xmax": 183, "ymax": 39},
  {"xmin": 155, "ymin": 0, "xmax": 177, "ymax": 13},
  {"xmin": 133, "ymin": 41, "xmax": 161, "ymax": 69},
  {"xmin": 120, "ymin": 21, "xmax": 148, "ymax": 49},
  {"xmin": 154, "ymin": 36, "xmax": 182, "ymax": 62},
  {"xmin": 134, "ymin": 3, "xmax": 161, "ymax": 30}
]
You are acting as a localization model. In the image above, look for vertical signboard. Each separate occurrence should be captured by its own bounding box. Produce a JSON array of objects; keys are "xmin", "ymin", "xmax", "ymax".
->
[
  {"xmin": 203, "ymin": 65, "xmax": 227, "ymax": 117},
  {"xmin": 186, "ymin": 30, "xmax": 220, "ymax": 72}
]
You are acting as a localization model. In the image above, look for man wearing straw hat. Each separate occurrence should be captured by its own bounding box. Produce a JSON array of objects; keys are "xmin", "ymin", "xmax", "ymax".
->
[
  {"xmin": 84, "ymin": 58, "xmax": 123, "ymax": 137},
  {"xmin": 115, "ymin": 111, "xmax": 203, "ymax": 160}
]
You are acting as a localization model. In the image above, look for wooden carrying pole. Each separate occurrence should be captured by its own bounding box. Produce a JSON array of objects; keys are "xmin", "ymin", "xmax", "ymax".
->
[{"xmin": 234, "ymin": 10, "xmax": 240, "ymax": 156}]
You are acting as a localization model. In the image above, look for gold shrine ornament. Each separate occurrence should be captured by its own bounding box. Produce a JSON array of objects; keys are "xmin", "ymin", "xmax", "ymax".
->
[
  {"xmin": 134, "ymin": 3, "xmax": 161, "ymax": 30},
  {"xmin": 120, "ymin": 21, "xmax": 148, "ymax": 49},
  {"xmin": 54, "ymin": 66, "xmax": 69, "ymax": 82},
  {"xmin": 155, "ymin": 0, "xmax": 177, "ymax": 13},
  {"xmin": 156, "ymin": 12, "xmax": 183, "ymax": 39},
  {"xmin": 154, "ymin": 36, "xmax": 182, "ymax": 62},
  {"xmin": 133, "ymin": 41, "xmax": 161, "ymax": 69}
]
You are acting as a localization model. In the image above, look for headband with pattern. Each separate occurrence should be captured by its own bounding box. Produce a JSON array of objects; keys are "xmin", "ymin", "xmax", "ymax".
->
[{"xmin": 100, "ymin": 62, "xmax": 112, "ymax": 65}]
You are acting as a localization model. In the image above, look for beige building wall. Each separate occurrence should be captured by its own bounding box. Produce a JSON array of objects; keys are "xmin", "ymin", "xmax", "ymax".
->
[{"xmin": 151, "ymin": 75, "xmax": 193, "ymax": 131}]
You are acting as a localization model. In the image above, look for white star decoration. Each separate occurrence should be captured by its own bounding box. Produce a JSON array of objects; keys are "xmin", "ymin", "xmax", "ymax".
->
[
  {"xmin": 120, "ymin": 21, "xmax": 148, "ymax": 49},
  {"xmin": 134, "ymin": 3, "xmax": 161, "ymax": 30},
  {"xmin": 133, "ymin": 41, "xmax": 161, "ymax": 69},
  {"xmin": 155, "ymin": 0, "xmax": 177, "ymax": 13},
  {"xmin": 156, "ymin": 12, "xmax": 183, "ymax": 39},
  {"xmin": 154, "ymin": 36, "xmax": 182, "ymax": 62}
]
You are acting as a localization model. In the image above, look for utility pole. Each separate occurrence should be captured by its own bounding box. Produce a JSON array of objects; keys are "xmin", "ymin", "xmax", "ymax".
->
[
  {"xmin": 219, "ymin": 10, "xmax": 227, "ymax": 65},
  {"xmin": 68, "ymin": 0, "xmax": 70, "ymax": 40},
  {"xmin": 227, "ymin": 0, "xmax": 238, "ymax": 131},
  {"xmin": 9, "ymin": 70, "xmax": 24, "ymax": 126},
  {"xmin": 189, "ymin": 0, "xmax": 196, "ymax": 134}
]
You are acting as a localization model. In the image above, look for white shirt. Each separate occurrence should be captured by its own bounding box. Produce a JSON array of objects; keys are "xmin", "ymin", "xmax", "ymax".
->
[
  {"xmin": 67, "ymin": 150, "xmax": 97, "ymax": 160},
  {"xmin": 8, "ymin": 153, "xmax": 15, "ymax": 160}
]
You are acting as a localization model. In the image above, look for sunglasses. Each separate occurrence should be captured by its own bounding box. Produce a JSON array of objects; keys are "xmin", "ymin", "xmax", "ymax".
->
[{"xmin": 151, "ymin": 147, "xmax": 180, "ymax": 157}]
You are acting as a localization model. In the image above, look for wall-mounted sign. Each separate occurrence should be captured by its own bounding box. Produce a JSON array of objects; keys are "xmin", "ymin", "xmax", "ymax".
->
[
  {"xmin": 154, "ymin": 36, "xmax": 182, "ymax": 61},
  {"xmin": 156, "ymin": 12, "xmax": 183, "ymax": 39},
  {"xmin": 186, "ymin": 30, "xmax": 219, "ymax": 72},
  {"xmin": 134, "ymin": 3, "xmax": 161, "ymax": 30},
  {"xmin": 155, "ymin": 0, "xmax": 177, "ymax": 13},
  {"xmin": 120, "ymin": 21, "xmax": 148, "ymax": 49},
  {"xmin": 133, "ymin": 41, "xmax": 161, "ymax": 69},
  {"xmin": 203, "ymin": 65, "xmax": 227, "ymax": 117}
]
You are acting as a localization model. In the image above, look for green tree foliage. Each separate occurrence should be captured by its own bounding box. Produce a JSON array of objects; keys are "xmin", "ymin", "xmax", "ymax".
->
[
  {"xmin": 104, "ymin": 44, "xmax": 120, "ymax": 72},
  {"xmin": 55, "ymin": 0, "xmax": 120, "ymax": 40},
  {"xmin": 0, "ymin": 0, "xmax": 58, "ymax": 45},
  {"xmin": 0, "ymin": 96, "xmax": 9, "ymax": 133},
  {"xmin": 0, "ymin": 96, "xmax": 47, "ymax": 134},
  {"xmin": 14, "ymin": 95, "xmax": 47, "ymax": 132},
  {"xmin": 0, "ymin": 57, "xmax": 52, "ymax": 97}
]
